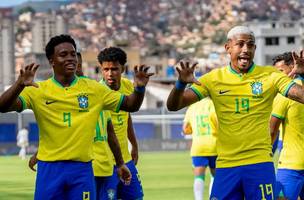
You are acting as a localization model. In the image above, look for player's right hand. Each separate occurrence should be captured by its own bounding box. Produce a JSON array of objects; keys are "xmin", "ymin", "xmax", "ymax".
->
[
  {"xmin": 176, "ymin": 60, "xmax": 201, "ymax": 85},
  {"xmin": 28, "ymin": 153, "xmax": 38, "ymax": 172},
  {"xmin": 18, "ymin": 63, "xmax": 40, "ymax": 88},
  {"xmin": 117, "ymin": 164, "xmax": 132, "ymax": 185}
]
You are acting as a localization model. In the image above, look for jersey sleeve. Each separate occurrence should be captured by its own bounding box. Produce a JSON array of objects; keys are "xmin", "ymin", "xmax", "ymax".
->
[
  {"xmin": 95, "ymin": 83, "xmax": 124, "ymax": 112},
  {"xmin": 190, "ymin": 73, "xmax": 210, "ymax": 100},
  {"xmin": 271, "ymin": 94, "xmax": 289, "ymax": 120},
  {"xmin": 271, "ymin": 69, "xmax": 295, "ymax": 97},
  {"xmin": 18, "ymin": 86, "xmax": 39, "ymax": 111}
]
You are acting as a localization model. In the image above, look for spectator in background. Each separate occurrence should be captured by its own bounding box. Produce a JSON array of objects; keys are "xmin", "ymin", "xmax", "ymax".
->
[{"xmin": 17, "ymin": 126, "xmax": 29, "ymax": 160}]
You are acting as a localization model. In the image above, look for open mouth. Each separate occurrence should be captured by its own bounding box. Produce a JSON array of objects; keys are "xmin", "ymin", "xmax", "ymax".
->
[{"xmin": 238, "ymin": 56, "xmax": 250, "ymax": 66}]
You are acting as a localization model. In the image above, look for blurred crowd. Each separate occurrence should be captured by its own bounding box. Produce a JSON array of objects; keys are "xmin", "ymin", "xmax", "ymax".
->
[{"xmin": 15, "ymin": 0, "xmax": 304, "ymax": 60}]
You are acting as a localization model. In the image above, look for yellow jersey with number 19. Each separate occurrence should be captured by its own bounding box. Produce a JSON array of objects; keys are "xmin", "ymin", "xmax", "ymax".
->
[
  {"xmin": 19, "ymin": 77, "xmax": 124, "ymax": 162},
  {"xmin": 272, "ymin": 78, "xmax": 304, "ymax": 170},
  {"xmin": 92, "ymin": 111, "xmax": 114, "ymax": 176},
  {"xmin": 100, "ymin": 77, "xmax": 134, "ymax": 163},
  {"xmin": 184, "ymin": 98, "xmax": 217, "ymax": 156},
  {"xmin": 191, "ymin": 64, "xmax": 294, "ymax": 168}
]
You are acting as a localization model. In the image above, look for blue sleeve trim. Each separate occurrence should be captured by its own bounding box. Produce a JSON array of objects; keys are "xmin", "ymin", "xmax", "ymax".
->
[{"xmin": 283, "ymin": 81, "xmax": 296, "ymax": 97}]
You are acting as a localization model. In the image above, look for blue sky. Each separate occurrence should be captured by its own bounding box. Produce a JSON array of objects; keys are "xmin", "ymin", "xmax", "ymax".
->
[{"xmin": 0, "ymin": 0, "xmax": 29, "ymax": 7}]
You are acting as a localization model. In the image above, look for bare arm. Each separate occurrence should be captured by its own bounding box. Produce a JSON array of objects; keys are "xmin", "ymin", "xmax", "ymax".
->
[
  {"xmin": 166, "ymin": 61, "xmax": 201, "ymax": 111},
  {"xmin": 107, "ymin": 120, "xmax": 124, "ymax": 167},
  {"xmin": 0, "ymin": 63, "xmax": 39, "ymax": 113},
  {"xmin": 269, "ymin": 116, "xmax": 282, "ymax": 144},
  {"xmin": 182, "ymin": 122, "xmax": 192, "ymax": 135},
  {"xmin": 120, "ymin": 65, "xmax": 153, "ymax": 112},
  {"xmin": 127, "ymin": 115, "xmax": 139, "ymax": 165},
  {"xmin": 287, "ymin": 83, "xmax": 304, "ymax": 104},
  {"xmin": 107, "ymin": 120, "xmax": 132, "ymax": 185}
]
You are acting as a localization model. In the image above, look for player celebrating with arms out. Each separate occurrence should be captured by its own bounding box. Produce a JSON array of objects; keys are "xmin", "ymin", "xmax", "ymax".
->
[
  {"xmin": 0, "ymin": 34, "xmax": 152, "ymax": 200},
  {"xmin": 167, "ymin": 26, "xmax": 304, "ymax": 199}
]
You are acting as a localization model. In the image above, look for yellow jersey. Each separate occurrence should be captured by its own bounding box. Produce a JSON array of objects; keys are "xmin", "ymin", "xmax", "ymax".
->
[
  {"xmin": 100, "ymin": 77, "xmax": 134, "ymax": 163},
  {"xmin": 191, "ymin": 64, "xmax": 294, "ymax": 168},
  {"xmin": 19, "ymin": 76, "xmax": 123, "ymax": 162},
  {"xmin": 92, "ymin": 111, "xmax": 114, "ymax": 176},
  {"xmin": 184, "ymin": 98, "xmax": 217, "ymax": 156},
  {"xmin": 272, "ymin": 78, "xmax": 304, "ymax": 170}
]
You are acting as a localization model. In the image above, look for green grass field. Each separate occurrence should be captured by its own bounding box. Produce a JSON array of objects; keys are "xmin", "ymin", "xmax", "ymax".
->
[{"xmin": 0, "ymin": 151, "xmax": 213, "ymax": 200}]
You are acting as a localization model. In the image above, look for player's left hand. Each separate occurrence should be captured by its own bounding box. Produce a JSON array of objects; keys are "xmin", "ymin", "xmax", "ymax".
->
[
  {"xmin": 117, "ymin": 164, "xmax": 132, "ymax": 185},
  {"xmin": 28, "ymin": 153, "xmax": 38, "ymax": 172},
  {"xmin": 133, "ymin": 64, "xmax": 154, "ymax": 87},
  {"xmin": 288, "ymin": 50, "xmax": 304, "ymax": 77},
  {"xmin": 131, "ymin": 147, "xmax": 138, "ymax": 165}
]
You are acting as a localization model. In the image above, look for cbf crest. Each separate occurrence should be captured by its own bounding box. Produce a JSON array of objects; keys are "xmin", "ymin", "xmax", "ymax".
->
[
  {"xmin": 251, "ymin": 81, "xmax": 263, "ymax": 96},
  {"xmin": 77, "ymin": 93, "xmax": 89, "ymax": 112}
]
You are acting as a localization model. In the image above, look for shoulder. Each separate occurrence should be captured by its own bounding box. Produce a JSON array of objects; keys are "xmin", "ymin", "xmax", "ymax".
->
[{"xmin": 121, "ymin": 77, "xmax": 134, "ymax": 92}]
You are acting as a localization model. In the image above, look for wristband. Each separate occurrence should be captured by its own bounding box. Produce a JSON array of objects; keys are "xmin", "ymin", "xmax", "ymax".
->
[
  {"xmin": 175, "ymin": 80, "xmax": 187, "ymax": 90},
  {"xmin": 135, "ymin": 86, "xmax": 145, "ymax": 93}
]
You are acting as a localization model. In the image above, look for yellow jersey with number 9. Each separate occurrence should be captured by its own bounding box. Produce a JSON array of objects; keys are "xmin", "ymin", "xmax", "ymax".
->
[
  {"xmin": 93, "ymin": 111, "xmax": 114, "ymax": 176},
  {"xmin": 19, "ymin": 77, "xmax": 124, "ymax": 162},
  {"xmin": 100, "ymin": 77, "xmax": 134, "ymax": 163},
  {"xmin": 184, "ymin": 97, "xmax": 217, "ymax": 156},
  {"xmin": 191, "ymin": 64, "xmax": 294, "ymax": 168}
]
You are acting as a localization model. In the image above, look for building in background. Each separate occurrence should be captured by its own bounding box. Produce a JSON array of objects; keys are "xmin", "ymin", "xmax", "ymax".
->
[
  {"xmin": 0, "ymin": 8, "xmax": 15, "ymax": 92},
  {"xmin": 248, "ymin": 21, "xmax": 302, "ymax": 65},
  {"xmin": 31, "ymin": 11, "xmax": 68, "ymax": 53}
]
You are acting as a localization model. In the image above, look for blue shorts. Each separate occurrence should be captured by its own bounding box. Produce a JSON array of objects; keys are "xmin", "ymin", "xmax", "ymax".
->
[
  {"xmin": 210, "ymin": 162, "xmax": 276, "ymax": 200},
  {"xmin": 113, "ymin": 160, "xmax": 143, "ymax": 200},
  {"xmin": 34, "ymin": 160, "xmax": 95, "ymax": 200},
  {"xmin": 95, "ymin": 168, "xmax": 117, "ymax": 200},
  {"xmin": 276, "ymin": 168, "xmax": 304, "ymax": 200},
  {"xmin": 192, "ymin": 156, "xmax": 217, "ymax": 168}
]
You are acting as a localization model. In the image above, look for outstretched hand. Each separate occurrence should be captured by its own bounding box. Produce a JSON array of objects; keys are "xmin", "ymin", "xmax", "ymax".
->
[
  {"xmin": 19, "ymin": 63, "xmax": 40, "ymax": 88},
  {"xmin": 288, "ymin": 50, "xmax": 304, "ymax": 77},
  {"xmin": 176, "ymin": 61, "xmax": 201, "ymax": 85},
  {"xmin": 117, "ymin": 164, "xmax": 132, "ymax": 185},
  {"xmin": 133, "ymin": 65, "xmax": 154, "ymax": 87}
]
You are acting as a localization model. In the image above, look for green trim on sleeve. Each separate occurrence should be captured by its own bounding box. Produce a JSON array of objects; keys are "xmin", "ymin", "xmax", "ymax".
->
[
  {"xmin": 190, "ymin": 87, "xmax": 204, "ymax": 100},
  {"xmin": 116, "ymin": 95, "xmax": 125, "ymax": 112},
  {"xmin": 18, "ymin": 96, "xmax": 27, "ymax": 111},
  {"xmin": 283, "ymin": 81, "xmax": 296, "ymax": 97},
  {"xmin": 272, "ymin": 113, "xmax": 285, "ymax": 120}
]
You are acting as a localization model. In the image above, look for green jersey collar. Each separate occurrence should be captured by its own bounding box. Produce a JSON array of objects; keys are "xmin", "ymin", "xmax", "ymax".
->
[
  {"xmin": 228, "ymin": 62, "xmax": 255, "ymax": 77},
  {"xmin": 51, "ymin": 75, "xmax": 78, "ymax": 88}
]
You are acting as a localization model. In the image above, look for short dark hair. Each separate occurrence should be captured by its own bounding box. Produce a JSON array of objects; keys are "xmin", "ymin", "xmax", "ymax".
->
[
  {"xmin": 97, "ymin": 47, "xmax": 127, "ymax": 66},
  {"xmin": 77, "ymin": 52, "xmax": 82, "ymax": 59},
  {"xmin": 272, "ymin": 52, "xmax": 293, "ymax": 66},
  {"xmin": 45, "ymin": 34, "xmax": 76, "ymax": 60}
]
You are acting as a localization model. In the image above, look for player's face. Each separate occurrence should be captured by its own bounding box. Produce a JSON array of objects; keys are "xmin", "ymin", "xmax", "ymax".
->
[
  {"xmin": 101, "ymin": 61, "xmax": 123, "ymax": 90},
  {"xmin": 274, "ymin": 60, "xmax": 293, "ymax": 75},
  {"xmin": 50, "ymin": 42, "xmax": 77, "ymax": 77},
  {"xmin": 225, "ymin": 34, "xmax": 256, "ymax": 73}
]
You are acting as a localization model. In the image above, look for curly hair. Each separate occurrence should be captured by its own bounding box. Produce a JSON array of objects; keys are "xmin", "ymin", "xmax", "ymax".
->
[
  {"xmin": 45, "ymin": 34, "xmax": 76, "ymax": 60},
  {"xmin": 272, "ymin": 52, "xmax": 293, "ymax": 66},
  {"xmin": 97, "ymin": 47, "xmax": 127, "ymax": 66}
]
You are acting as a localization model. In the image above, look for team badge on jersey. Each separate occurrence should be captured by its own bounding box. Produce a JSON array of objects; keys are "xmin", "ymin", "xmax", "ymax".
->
[
  {"xmin": 107, "ymin": 189, "xmax": 115, "ymax": 200},
  {"xmin": 77, "ymin": 94, "xmax": 89, "ymax": 112},
  {"xmin": 251, "ymin": 81, "xmax": 263, "ymax": 96}
]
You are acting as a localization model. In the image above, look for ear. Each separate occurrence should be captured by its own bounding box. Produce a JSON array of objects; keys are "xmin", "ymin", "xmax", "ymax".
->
[
  {"xmin": 121, "ymin": 65, "xmax": 125, "ymax": 73},
  {"xmin": 224, "ymin": 42, "xmax": 230, "ymax": 53},
  {"xmin": 48, "ymin": 58, "xmax": 54, "ymax": 67}
]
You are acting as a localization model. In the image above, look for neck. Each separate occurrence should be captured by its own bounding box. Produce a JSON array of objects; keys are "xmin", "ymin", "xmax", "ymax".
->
[{"xmin": 54, "ymin": 75, "xmax": 76, "ymax": 87}]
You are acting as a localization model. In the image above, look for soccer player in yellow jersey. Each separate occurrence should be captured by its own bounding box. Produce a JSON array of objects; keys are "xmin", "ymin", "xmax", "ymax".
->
[
  {"xmin": 183, "ymin": 98, "xmax": 217, "ymax": 200},
  {"xmin": 270, "ymin": 52, "xmax": 304, "ymax": 200},
  {"xmin": 97, "ymin": 47, "xmax": 144, "ymax": 200},
  {"xmin": 167, "ymin": 26, "xmax": 304, "ymax": 199},
  {"xmin": 0, "ymin": 34, "xmax": 152, "ymax": 200}
]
